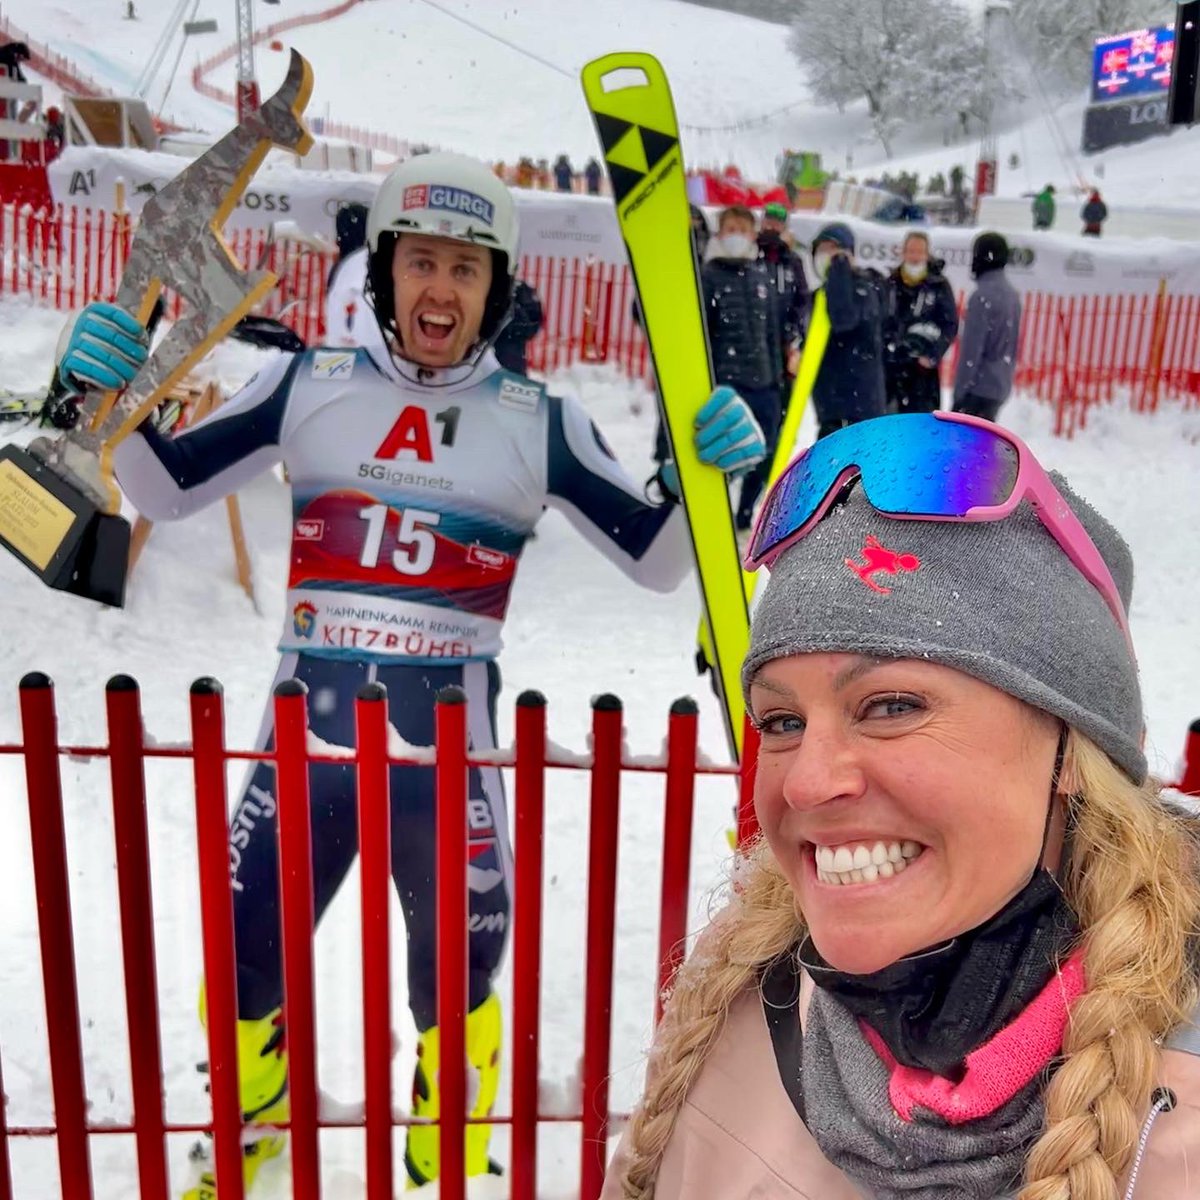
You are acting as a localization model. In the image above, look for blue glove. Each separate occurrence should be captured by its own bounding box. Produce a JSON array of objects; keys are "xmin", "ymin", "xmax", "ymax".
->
[
  {"xmin": 658, "ymin": 460, "xmax": 680, "ymax": 498},
  {"xmin": 694, "ymin": 385, "xmax": 766, "ymax": 475},
  {"xmin": 58, "ymin": 302, "xmax": 149, "ymax": 393}
]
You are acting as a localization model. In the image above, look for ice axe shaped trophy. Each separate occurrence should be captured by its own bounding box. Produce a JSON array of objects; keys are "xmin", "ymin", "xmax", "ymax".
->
[{"xmin": 0, "ymin": 50, "xmax": 314, "ymax": 607}]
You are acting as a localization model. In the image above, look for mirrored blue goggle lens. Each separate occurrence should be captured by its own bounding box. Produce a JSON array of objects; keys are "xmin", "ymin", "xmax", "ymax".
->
[{"xmin": 753, "ymin": 415, "xmax": 1020, "ymax": 561}]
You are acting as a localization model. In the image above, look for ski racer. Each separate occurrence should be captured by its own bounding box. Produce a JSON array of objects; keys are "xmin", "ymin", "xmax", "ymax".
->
[{"xmin": 54, "ymin": 152, "xmax": 767, "ymax": 1196}]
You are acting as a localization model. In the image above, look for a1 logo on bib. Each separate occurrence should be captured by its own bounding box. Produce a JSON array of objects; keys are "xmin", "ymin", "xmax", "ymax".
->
[{"xmin": 312, "ymin": 350, "xmax": 356, "ymax": 380}]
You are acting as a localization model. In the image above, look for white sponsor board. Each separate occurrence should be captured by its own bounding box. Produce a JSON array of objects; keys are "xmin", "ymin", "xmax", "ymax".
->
[{"xmin": 46, "ymin": 146, "xmax": 1200, "ymax": 298}]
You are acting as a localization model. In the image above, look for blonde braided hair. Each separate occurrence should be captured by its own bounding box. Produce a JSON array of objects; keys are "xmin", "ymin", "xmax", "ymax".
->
[{"xmin": 614, "ymin": 731, "xmax": 1200, "ymax": 1200}]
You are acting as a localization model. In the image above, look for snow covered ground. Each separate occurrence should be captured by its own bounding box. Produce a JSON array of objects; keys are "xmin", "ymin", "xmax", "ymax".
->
[{"xmin": 0, "ymin": 296, "xmax": 1198, "ymax": 1197}]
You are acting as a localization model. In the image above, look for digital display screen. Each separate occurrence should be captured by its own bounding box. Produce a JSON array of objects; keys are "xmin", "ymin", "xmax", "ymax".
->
[{"xmin": 1092, "ymin": 26, "xmax": 1174, "ymax": 104}]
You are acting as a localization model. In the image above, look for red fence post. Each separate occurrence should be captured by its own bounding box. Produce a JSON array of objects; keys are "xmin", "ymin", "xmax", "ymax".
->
[
  {"xmin": 355, "ymin": 682, "xmax": 393, "ymax": 1200},
  {"xmin": 579, "ymin": 694, "xmax": 623, "ymax": 1200},
  {"xmin": 657, "ymin": 698, "xmax": 698, "ymax": 1025},
  {"xmin": 105, "ymin": 676, "xmax": 169, "ymax": 1200},
  {"xmin": 273, "ymin": 681, "xmax": 321, "ymax": 1200},
  {"xmin": 0, "ymin": 1046, "xmax": 12, "ymax": 1200},
  {"xmin": 510, "ymin": 690, "xmax": 548, "ymax": 1200},
  {"xmin": 1178, "ymin": 718, "xmax": 1200, "ymax": 796},
  {"xmin": 435, "ymin": 687, "xmax": 469, "ymax": 1200},
  {"xmin": 737, "ymin": 717, "xmax": 761, "ymax": 847},
  {"xmin": 18, "ymin": 673, "xmax": 93, "ymax": 1200},
  {"xmin": 189, "ymin": 678, "xmax": 245, "ymax": 1200}
]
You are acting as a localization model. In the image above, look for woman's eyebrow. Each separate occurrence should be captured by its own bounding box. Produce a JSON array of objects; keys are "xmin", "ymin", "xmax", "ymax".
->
[{"xmin": 832, "ymin": 658, "xmax": 888, "ymax": 692}]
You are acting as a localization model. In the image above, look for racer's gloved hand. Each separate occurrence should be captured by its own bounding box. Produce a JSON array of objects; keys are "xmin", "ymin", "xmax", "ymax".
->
[
  {"xmin": 57, "ymin": 302, "xmax": 149, "ymax": 394},
  {"xmin": 694, "ymin": 385, "xmax": 766, "ymax": 476}
]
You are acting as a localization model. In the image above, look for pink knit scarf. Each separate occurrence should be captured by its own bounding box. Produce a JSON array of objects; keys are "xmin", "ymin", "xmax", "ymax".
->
[{"xmin": 862, "ymin": 952, "xmax": 1087, "ymax": 1124}]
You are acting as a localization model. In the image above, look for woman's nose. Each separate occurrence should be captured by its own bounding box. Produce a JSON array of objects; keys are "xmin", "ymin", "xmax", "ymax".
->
[{"xmin": 778, "ymin": 723, "xmax": 868, "ymax": 813}]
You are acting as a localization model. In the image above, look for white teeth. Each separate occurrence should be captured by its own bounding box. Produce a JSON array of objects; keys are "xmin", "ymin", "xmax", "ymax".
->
[
  {"xmin": 814, "ymin": 839, "xmax": 923, "ymax": 885},
  {"xmin": 422, "ymin": 313, "xmax": 454, "ymax": 326}
]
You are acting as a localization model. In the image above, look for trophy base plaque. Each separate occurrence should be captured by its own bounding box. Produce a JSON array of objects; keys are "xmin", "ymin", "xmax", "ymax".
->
[{"xmin": 0, "ymin": 444, "xmax": 130, "ymax": 608}]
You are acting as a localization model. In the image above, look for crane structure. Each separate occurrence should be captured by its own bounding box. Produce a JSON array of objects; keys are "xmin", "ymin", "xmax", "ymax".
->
[{"xmin": 235, "ymin": 0, "xmax": 260, "ymax": 121}]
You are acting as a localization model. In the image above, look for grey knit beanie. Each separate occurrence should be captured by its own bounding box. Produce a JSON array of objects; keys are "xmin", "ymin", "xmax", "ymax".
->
[{"xmin": 742, "ymin": 475, "xmax": 1145, "ymax": 782}]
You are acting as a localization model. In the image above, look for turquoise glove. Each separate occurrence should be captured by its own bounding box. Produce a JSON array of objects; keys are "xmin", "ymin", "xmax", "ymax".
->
[
  {"xmin": 58, "ymin": 302, "xmax": 149, "ymax": 393},
  {"xmin": 694, "ymin": 385, "xmax": 766, "ymax": 475}
]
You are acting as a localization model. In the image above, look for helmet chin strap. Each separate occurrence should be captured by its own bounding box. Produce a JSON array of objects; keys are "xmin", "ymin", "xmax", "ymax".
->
[{"xmin": 364, "ymin": 263, "xmax": 515, "ymax": 388}]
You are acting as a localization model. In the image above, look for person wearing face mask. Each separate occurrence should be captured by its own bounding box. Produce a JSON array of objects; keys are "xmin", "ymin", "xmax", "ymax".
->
[
  {"xmin": 809, "ymin": 222, "xmax": 887, "ymax": 441},
  {"xmin": 757, "ymin": 201, "xmax": 810, "ymax": 419},
  {"xmin": 953, "ymin": 231, "xmax": 1022, "ymax": 423},
  {"xmin": 702, "ymin": 204, "xmax": 785, "ymax": 530},
  {"xmin": 884, "ymin": 231, "xmax": 958, "ymax": 415},
  {"xmin": 602, "ymin": 410, "xmax": 1200, "ymax": 1200}
]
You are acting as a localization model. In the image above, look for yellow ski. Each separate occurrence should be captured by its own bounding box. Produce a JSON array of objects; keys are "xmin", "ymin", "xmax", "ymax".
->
[{"xmin": 582, "ymin": 52, "xmax": 748, "ymax": 757}]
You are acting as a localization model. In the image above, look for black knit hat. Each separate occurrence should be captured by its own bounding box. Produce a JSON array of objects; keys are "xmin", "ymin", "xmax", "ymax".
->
[
  {"xmin": 813, "ymin": 222, "xmax": 856, "ymax": 255},
  {"xmin": 972, "ymin": 231, "xmax": 1009, "ymax": 277}
]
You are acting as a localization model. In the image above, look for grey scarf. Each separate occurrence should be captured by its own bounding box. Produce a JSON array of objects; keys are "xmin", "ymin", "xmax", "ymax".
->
[{"xmin": 802, "ymin": 988, "xmax": 1045, "ymax": 1199}]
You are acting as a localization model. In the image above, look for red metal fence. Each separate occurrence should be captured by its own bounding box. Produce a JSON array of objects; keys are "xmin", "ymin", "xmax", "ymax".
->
[
  {"xmin": 0, "ymin": 674, "xmax": 756, "ymax": 1200},
  {"xmin": 0, "ymin": 202, "xmax": 652, "ymax": 384},
  {"xmin": 1, "ymin": 201, "xmax": 1198, "ymax": 422}
]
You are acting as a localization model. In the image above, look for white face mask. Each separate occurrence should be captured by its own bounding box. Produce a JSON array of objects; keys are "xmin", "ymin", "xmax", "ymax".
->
[
  {"xmin": 814, "ymin": 249, "xmax": 835, "ymax": 279},
  {"xmin": 716, "ymin": 233, "xmax": 755, "ymax": 260},
  {"xmin": 901, "ymin": 261, "xmax": 928, "ymax": 283}
]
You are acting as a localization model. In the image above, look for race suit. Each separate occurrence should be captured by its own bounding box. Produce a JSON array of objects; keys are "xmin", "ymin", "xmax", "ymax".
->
[{"xmin": 112, "ymin": 345, "xmax": 691, "ymax": 1027}]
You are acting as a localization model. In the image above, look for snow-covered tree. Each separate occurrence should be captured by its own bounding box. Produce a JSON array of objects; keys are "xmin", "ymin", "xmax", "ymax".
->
[
  {"xmin": 1009, "ymin": 0, "xmax": 1174, "ymax": 86},
  {"xmin": 786, "ymin": 0, "xmax": 986, "ymax": 156}
]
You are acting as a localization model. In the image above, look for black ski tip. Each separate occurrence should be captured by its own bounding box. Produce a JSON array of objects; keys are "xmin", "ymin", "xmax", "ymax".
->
[
  {"xmin": 106, "ymin": 674, "xmax": 139, "ymax": 693},
  {"xmin": 592, "ymin": 693, "xmax": 623, "ymax": 712},
  {"xmin": 436, "ymin": 685, "xmax": 468, "ymax": 706},
  {"xmin": 356, "ymin": 681, "xmax": 387, "ymax": 703},
  {"xmin": 190, "ymin": 677, "xmax": 223, "ymax": 696},
  {"xmin": 670, "ymin": 696, "xmax": 699, "ymax": 717},
  {"xmin": 274, "ymin": 678, "xmax": 308, "ymax": 698},
  {"xmin": 516, "ymin": 689, "xmax": 547, "ymax": 708},
  {"xmin": 19, "ymin": 671, "xmax": 52, "ymax": 691}
]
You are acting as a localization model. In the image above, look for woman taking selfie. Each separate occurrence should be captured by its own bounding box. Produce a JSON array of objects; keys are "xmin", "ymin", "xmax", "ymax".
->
[{"xmin": 604, "ymin": 411, "xmax": 1200, "ymax": 1199}]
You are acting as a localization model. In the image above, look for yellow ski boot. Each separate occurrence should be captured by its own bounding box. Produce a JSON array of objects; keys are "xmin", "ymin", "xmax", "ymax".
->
[
  {"xmin": 405, "ymin": 991, "xmax": 503, "ymax": 1188},
  {"xmin": 182, "ymin": 989, "xmax": 290, "ymax": 1199}
]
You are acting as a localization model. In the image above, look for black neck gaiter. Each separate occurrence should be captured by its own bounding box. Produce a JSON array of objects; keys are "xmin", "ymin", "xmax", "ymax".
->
[{"xmin": 799, "ymin": 869, "xmax": 1078, "ymax": 1075}]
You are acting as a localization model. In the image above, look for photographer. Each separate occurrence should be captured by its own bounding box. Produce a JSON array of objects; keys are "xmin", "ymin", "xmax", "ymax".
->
[{"xmin": 884, "ymin": 231, "xmax": 958, "ymax": 414}]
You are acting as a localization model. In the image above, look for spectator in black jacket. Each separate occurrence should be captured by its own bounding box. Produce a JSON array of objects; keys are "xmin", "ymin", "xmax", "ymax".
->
[
  {"xmin": 884, "ymin": 231, "xmax": 959, "ymax": 415},
  {"xmin": 810, "ymin": 222, "xmax": 887, "ymax": 440},
  {"xmin": 0, "ymin": 41, "xmax": 30, "ymax": 82},
  {"xmin": 757, "ymin": 201, "xmax": 809, "ymax": 411},
  {"xmin": 493, "ymin": 279, "xmax": 544, "ymax": 375},
  {"xmin": 584, "ymin": 157, "xmax": 603, "ymax": 196},
  {"xmin": 702, "ymin": 204, "xmax": 783, "ymax": 529}
]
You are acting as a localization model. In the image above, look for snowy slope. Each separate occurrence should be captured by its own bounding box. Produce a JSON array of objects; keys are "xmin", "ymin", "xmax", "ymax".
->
[{"xmin": 0, "ymin": 297, "xmax": 1198, "ymax": 1197}]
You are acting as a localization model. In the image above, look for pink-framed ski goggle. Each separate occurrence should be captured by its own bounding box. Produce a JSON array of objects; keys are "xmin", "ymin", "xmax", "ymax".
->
[{"xmin": 743, "ymin": 411, "xmax": 1133, "ymax": 647}]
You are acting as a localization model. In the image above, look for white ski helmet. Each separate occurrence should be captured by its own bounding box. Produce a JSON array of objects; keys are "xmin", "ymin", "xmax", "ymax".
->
[{"xmin": 366, "ymin": 151, "xmax": 519, "ymax": 347}]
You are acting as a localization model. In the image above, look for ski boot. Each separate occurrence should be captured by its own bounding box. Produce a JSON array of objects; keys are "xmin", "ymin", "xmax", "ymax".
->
[
  {"xmin": 182, "ymin": 988, "xmax": 290, "ymax": 1199},
  {"xmin": 405, "ymin": 991, "xmax": 503, "ymax": 1188}
]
